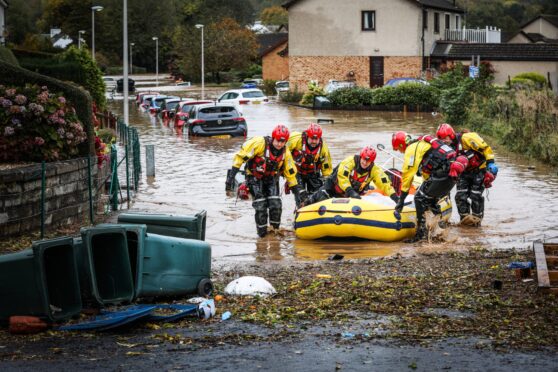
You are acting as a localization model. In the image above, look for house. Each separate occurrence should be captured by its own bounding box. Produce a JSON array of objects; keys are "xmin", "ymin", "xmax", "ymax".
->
[
  {"xmin": 508, "ymin": 15, "xmax": 558, "ymax": 44},
  {"xmin": 283, "ymin": 0, "xmax": 465, "ymax": 89},
  {"xmin": 258, "ymin": 32, "xmax": 289, "ymax": 81},
  {"xmin": 40, "ymin": 28, "xmax": 73, "ymax": 49},
  {"xmin": 0, "ymin": 0, "xmax": 8, "ymax": 45}
]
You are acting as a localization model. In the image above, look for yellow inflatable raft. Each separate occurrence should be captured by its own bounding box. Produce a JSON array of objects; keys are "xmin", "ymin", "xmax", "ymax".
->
[{"xmin": 294, "ymin": 193, "xmax": 452, "ymax": 241}]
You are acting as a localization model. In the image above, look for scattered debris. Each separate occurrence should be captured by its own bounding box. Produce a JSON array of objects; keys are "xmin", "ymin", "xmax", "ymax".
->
[{"xmin": 224, "ymin": 276, "xmax": 276, "ymax": 297}]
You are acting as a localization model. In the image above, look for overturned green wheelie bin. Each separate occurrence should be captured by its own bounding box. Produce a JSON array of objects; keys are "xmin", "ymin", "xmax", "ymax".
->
[
  {"xmin": 74, "ymin": 226, "xmax": 135, "ymax": 306},
  {"xmin": 117, "ymin": 211, "xmax": 207, "ymax": 241},
  {"xmin": 0, "ymin": 237, "xmax": 82, "ymax": 322},
  {"xmin": 100, "ymin": 223, "xmax": 213, "ymax": 298}
]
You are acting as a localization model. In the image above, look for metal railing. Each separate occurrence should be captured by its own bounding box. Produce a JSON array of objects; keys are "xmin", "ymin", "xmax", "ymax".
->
[{"xmin": 444, "ymin": 26, "xmax": 501, "ymax": 43}]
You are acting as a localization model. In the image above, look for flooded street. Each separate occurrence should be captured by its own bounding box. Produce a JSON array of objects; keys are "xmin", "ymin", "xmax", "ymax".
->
[{"xmin": 107, "ymin": 89, "xmax": 558, "ymax": 262}]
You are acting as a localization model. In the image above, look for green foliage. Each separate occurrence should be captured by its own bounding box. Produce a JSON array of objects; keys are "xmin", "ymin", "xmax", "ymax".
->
[
  {"xmin": 0, "ymin": 47, "xmax": 19, "ymax": 66},
  {"xmin": 328, "ymin": 87, "xmax": 374, "ymax": 106},
  {"xmin": 327, "ymin": 84, "xmax": 438, "ymax": 107},
  {"xmin": 300, "ymin": 81, "xmax": 325, "ymax": 105},
  {"xmin": 0, "ymin": 60, "xmax": 95, "ymax": 157},
  {"xmin": 96, "ymin": 128, "xmax": 117, "ymax": 145},
  {"xmin": 0, "ymin": 85, "xmax": 88, "ymax": 162},
  {"xmin": 262, "ymin": 79, "xmax": 277, "ymax": 96},
  {"xmin": 279, "ymin": 84, "xmax": 303, "ymax": 103},
  {"xmin": 513, "ymin": 72, "xmax": 547, "ymax": 87},
  {"xmin": 105, "ymin": 65, "xmax": 147, "ymax": 75},
  {"xmin": 260, "ymin": 6, "xmax": 288, "ymax": 25},
  {"xmin": 509, "ymin": 77, "xmax": 537, "ymax": 90}
]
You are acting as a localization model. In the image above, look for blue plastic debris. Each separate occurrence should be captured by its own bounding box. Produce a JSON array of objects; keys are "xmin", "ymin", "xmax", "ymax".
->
[
  {"xmin": 507, "ymin": 262, "xmax": 534, "ymax": 269},
  {"xmin": 221, "ymin": 311, "xmax": 232, "ymax": 321},
  {"xmin": 58, "ymin": 305, "xmax": 156, "ymax": 331},
  {"xmin": 147, "ymin": 304, "xmax": 198, "ymax": 322},
  {"xmin": 342, "ymin": 332, "xmax": 355, "ymax": 338}
]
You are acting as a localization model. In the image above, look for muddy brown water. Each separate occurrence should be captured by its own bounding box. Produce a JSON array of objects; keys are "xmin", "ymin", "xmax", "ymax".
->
[{"xmin": 107, "ymin": 88, "xmax": 558, "ymax": 262}]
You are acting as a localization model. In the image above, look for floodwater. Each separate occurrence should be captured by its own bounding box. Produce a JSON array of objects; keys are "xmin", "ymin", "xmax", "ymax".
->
[{"xmin": 107, "ymin": 86, "xmax": 558, "ymax": 262}]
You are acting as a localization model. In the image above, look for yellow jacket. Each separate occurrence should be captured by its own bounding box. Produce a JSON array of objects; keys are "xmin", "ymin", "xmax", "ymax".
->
[
  {"xmin": 335, "ymin": 155, "xmax": 395, "ymax": 195},
  {"xmin": 287, "ymin": 132, "xmax": 333, "ymax": 177},
  {"xmin": 232, "ymin": 136, "xmax": 299, "ymax": 187},
  {"xmin": 459, "ymin": 132, "xmax": 494, "ymax": 169},
  {"xmin": 401, "ymin": 140, "xmax": 432, "ymax": 193}
]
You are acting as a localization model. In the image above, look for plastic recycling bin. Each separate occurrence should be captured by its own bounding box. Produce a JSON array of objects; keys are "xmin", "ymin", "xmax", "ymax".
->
[
  {"xmin": 117, "ymin": 211, "xmax": 207, "ymax": 241},
  {"xmin": 99, "ymin": 224, "xmax": 213, "ymax": 298},
  {"xmin": 0, "ymin": 237, "xmax": 82, "ymax": 322},
  {"xmin": 74, "ymin": 226, "xmax": 135, "ymax": 306}
]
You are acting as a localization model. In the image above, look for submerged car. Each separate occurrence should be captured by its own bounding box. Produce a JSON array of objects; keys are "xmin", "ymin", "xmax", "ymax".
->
[
  {"xmin": 275, "ymin": 81, "xmax": 289, "ymax": 93},
  {"xmin": 324, "ymin": 80, "xmax": 357, "ymax": 94},
  {"xmin": 217, "ymin": 89, "xmax": 268, "ymax": 105},
  {"xmin": 160, "ymin": 98, "xmax": 182, "ymax": 120},
  {"xmin": 384, "ymin": 78, "xmax": 429, "ymax": 87},
  {"xmin": 173, "ymin": 100, "xmax": 213, "ymax": 128},
  {"xmin": 149, "ymin": 95, "xmax": 179, "ymax": 114},
  {"xmin": 186, "ymin": 103, "xmax": 247, "ymax": 138}
]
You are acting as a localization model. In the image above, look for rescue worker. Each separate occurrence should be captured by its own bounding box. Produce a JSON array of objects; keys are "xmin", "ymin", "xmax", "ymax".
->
[
  {"xmin": 392, "ymin": 131, "xmax": 468, "ymax": 242},
  {"xmin": 225, "ymin": 124, "xmax": 307, "ymax": 238},
  {"xmin": 306, "ymin": 146, "xmax": 398, "ymax": 204},
  {"xmin": 436, "ymin": 123, "xmax": 498, "ymax": 225},
  {"xmin": 287, "ymin": 123, "xmax": 333, "ymax": 206}
]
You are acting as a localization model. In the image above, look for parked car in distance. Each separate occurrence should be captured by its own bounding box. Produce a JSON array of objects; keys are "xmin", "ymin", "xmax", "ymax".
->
[
  {"xmin": 186, "ymin": 103, "xmax": 247, "ymax": 138},
  {"xmin": 241, "ymin": 78, "xmax": 263, "ymax": 89},
  {"xmin": 173, "ymin": 100, "xmax": 213, "ymax": 128},
  {"xmin": 136, "ymin": 91, "xmax": 160, "ymax": 105},
  {"xmin": 103, "ymin": 77, "xmax": 116, "ymax": 90},
  {"xmin": 275, "ymin": 81, "xmax": 289, "ymax": 93},
  {"xmin": 150, "ymin": 95, "xmax": 179, "ymax": 114},
  {"xmin": 160, "ymin": 98, "xmax": 182, "ymax": 120},
  {"xmin": 384, "ymin": 78, "xmax": 429, "ymax": 87},
  {"xmin": 324, "ymin": 80, "xmax": 357, "ymax": 94},
  {"xmin": 140, "ymin": 94, "xmax": 160, "ymax": 110},
  {"xmin": 217, "ymin": 89, "xmax": 268, "ymax": 105}
]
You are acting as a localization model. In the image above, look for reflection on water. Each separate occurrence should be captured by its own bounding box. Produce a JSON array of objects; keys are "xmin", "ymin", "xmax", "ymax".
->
[{"xmin": 107, "ymin": 92, "xmax": 558, "ymax": 262}]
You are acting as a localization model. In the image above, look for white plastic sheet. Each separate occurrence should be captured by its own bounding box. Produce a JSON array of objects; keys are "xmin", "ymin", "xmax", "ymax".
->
[{"xmin": 224, "ymin": 276, "xmax": 276, "ymax": 297}]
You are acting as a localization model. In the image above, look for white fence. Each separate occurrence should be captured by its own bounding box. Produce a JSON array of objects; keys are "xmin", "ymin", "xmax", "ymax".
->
[{"xmin": 444, "ymin": 26, "xmax": 501, "ymax": 43}]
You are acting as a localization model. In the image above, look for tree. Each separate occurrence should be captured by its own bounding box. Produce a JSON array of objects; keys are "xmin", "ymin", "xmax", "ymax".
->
[
  {"xmin": 179, "ymin": 0, "xmax": 256, "ymax": 26},
  {"xmin": 260, "ymin": 6, "xmax": 288, "ymax": 26},
  {"xmin": 172, "ymin": 18, "xmax": 258, "ymax": 83}
]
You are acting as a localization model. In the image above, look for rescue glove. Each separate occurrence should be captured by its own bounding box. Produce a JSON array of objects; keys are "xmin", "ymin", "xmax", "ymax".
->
[
  {"xmin": 487, "ymin": 162, "xmax": 498, "ymax": 176},
  {"xmin": 448, "ymin": 155, "xmax": 468, "ymax": 179},
  {"xmin": 389, "ymin": 193, "xmax": 399, "ymax": 203},
  {"xmin": 483, "ymin": 171, "xmax": 495, "ymax": 188},
  {"xmin": 346, "ymin": 187, "xmax": 361, "ymax": 199},
  {"xmin": 225, "ymin": 167, "xmax": 240, "ymax": 192},
  {"xmin": 292, "ymin": 185, "xmax": 309, "ymax": 208},
  {"xmin": 394, "ymin": 191, "xmax": 408, "ymax": 213}
]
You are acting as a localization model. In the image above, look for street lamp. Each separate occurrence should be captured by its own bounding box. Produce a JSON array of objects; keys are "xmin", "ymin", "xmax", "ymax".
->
[
  {"xmin": 78, "ymin": 30, "xmax": 86, "ymax": 49},
  {"xmin": 130, "ymin": 42, "xmax": 135, "ymax": 75},
  {"xmin": 91, "ymin": 5, "xmax": 103, "ymax": 60},
  {"xmin": 195, "ymin": 24, "xmax": 204, "ymax": 99},
  {"xmin": 152, "ymin": 37, "xmax": 158, "ymax": 87}
]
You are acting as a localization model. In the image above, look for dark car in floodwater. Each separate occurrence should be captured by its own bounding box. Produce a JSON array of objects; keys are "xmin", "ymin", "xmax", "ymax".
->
[{"xmin": 186, "ymin": 103, "xmax": 246, "ymax": 138}]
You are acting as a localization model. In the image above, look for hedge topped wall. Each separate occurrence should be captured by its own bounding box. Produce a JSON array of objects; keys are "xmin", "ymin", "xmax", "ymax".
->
[{"xmin": 0, "ymin": 60, "xmax": 95, "ymax": 157}]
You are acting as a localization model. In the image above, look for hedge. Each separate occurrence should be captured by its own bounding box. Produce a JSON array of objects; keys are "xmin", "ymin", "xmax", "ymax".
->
[
  {"xmin": 0, "ymin": 46, "xmax": 19, "ymax": 66},
  {"xmin": 0, "ymin": 61, "xmax": 95, "ymax": 157},
  {"xmin": 328, "ymin": 84, "xmax": 439, "ymax": 108}
]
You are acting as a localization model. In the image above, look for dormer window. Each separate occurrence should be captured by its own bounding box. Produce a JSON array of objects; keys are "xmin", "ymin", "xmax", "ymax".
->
[{"xmin": 362, "ymin": 11, "xmax": 376, "ymax": 31}]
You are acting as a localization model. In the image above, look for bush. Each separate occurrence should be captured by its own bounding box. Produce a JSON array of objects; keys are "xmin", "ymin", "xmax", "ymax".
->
[
  {"xmin": 509, "ymin": 77, "xmax": 536, "ymax": 90},
  {"xmin": 279, "ymin": 84, "xmax": 303, "ymax": 103},
  {"xmin": 300, "ymin": 81, "xmax": 325, "ymax": 105},
  {"xmin": 328, "ymin": 87, "xmax": 374, "ymax": 106},
  {"xmin": 105, "ymin": 65, "xmax": 147, "ymax": 75},
  {"xmin": 0, "ymin": 46, "xmax": 19, "ymax": 66},
  {"xmin": 513, "ymin": 72, "xmax": 546, "ymax": 87},
  {"xmin": 0, "ymin": 85, "xmax": 88, "ymax": 162},
  {"xmin": 262, "ymin": 79, "xmax": 277, "ymax": 96}
]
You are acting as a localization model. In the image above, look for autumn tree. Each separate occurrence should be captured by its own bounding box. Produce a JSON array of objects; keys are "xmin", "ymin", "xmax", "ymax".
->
[{"xmin": 260, "ymin": 6, "xmax": 288, "ymax": 26}]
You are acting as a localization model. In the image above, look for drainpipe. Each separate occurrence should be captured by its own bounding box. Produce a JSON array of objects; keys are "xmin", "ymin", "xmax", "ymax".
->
[{"xmin": 421, "ymin": 5, "xmax": 425, "ymax": 71}]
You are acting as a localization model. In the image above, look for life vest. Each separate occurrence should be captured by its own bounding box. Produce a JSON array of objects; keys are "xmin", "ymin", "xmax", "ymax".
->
[
  {"xmin": 462, "ymin": 149, "xmax": 485, "ymax": 171},
  {"xmin": 420, "ymin": 138, "xmax": 456, "ymax": 176},
  {"xmin": 291, "ymin": 132, "xmax": 322, "ymax": 175},
  {"xmin": 247, "ymin": 137, "xmax": 285, "ymax": 179},
  {"xmin": 333, "ymin": 156, "xmax": 371, "ymax": 195}
]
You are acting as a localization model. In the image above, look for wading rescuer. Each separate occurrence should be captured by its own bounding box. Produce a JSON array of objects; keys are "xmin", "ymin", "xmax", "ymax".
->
[
  {"xmin": 287, "ymin": 123, "xmax": 332, "ymax": 206},
  {"xmin": 306, "ymin": 146, "xmax": 398, "ymax": 204},
  {"xmin": 225, "ymin": 124, "xmax": 307, "ymax": 238},
  {"xmin": 436, "ymin": 123, "xmax": 498, "ymax": 225},
  {"xmin": 392, "ymin": 131, "xmax": 468, "ymax": 242}
]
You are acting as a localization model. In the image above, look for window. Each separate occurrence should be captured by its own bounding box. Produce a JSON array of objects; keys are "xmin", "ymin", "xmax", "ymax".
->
[
  {"xmin": 423, "ymin": 10, "xmax": 428, "ymax": 30},
  {"xmin": 455, "ymin": 15, "xmax": 460, "ymax": 29},
  {"xmin": 434, "ymin": 12, "xmax": 440, "ymax": 33},
  {"xmin": 445, "ymin": 14, "xmax": 450, "ymax": 30},
  {"xmin": 362, "ymin": 11, "xmax": 375, "ymax": 31}
]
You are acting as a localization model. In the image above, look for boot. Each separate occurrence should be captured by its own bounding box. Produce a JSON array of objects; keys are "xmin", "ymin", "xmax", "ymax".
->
[
  {"xmin": 257, "ymin": 225, "xmax": 268, "ymax": 238},
  {"xmin": 405, "ymin": 224, "xmax": 426, "ymax": 243}
]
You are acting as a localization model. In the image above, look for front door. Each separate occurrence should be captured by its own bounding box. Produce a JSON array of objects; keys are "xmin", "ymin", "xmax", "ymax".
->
[{"xmin": 370, "ymin": 56, "xmax": 384, "ymax": 87}]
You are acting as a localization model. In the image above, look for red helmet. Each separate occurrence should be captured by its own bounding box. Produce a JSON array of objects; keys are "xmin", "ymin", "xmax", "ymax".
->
[
  {"xmin": 272, "ymin": 124, "xmax": 290, "ymax": 142},
  {"xmin": 392, "ymin": 131, "xmax": 409, "ymax": 152},
  {"xmin": 436, "ymin": 123, "xmax": 456, "ymax": 140},
  {"xmin": 359, "ymin": 146, "xmax": 377, "ymax": 162},
  {"xmin": 306, "ymin": 123, "xmax": 322, "ymax": 139}
]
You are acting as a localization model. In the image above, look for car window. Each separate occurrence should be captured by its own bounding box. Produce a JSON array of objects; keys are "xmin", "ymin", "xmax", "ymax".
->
[
  {"xmin": 166, "ymin": 102, "xmax": 179, "ymax": 111},
  {"xmin": 242, "ymin": 91, "xmax": 264, "ymax": 98},
  {"xmin": 276, "ymin": 82, "xmax": 289, "ymax": 88},
  {"xmin": 189, "ymin": 106, "xmax": 197, "ymax": 118},
  {"xmin": 154, "ymin": 98, "xmax": 166, "ymax": 105},
  {"xmin": 198, "ymin": 106, "xmax": 239, "ymax": 120}
]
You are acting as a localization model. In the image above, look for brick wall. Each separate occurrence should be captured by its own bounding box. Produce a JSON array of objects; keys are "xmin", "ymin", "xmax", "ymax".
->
[
  {"xmin": 262, "ymin": 42, "xmax": 289, "ymax": 81},
  {"xmin": 289, "ymin": 56, "xmax": 423, "ymax": 91},
  {"xmin": 0, "ymin": 158, "xmax": 108, "ymax": 237}
]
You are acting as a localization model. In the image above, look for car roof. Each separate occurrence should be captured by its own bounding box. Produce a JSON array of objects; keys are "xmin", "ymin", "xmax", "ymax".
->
[
  {"xmin": 195, "ymin": 102, "xmax": 239, "ymax": 110},
  {"xmin": 224, "ymin": 88, "xmax": 264, "ymax": 94},
  {"xmin": 179, "ymin": 100, "xmax": 213, "ymax": 107}
]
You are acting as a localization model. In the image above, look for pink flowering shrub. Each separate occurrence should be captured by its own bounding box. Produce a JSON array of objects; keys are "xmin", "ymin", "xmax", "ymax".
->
[{"xmin": 0, "ymin": 85, "xmax": 87, "ymax": 162}]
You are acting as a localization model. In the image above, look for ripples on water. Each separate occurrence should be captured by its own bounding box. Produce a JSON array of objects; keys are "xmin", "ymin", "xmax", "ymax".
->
[{"xmin": 108, "ymin": 93, "xmax": 558, "ymax": 262}]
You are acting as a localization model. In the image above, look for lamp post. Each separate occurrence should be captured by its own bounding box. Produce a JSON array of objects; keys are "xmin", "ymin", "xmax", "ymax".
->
[
  {"xmin": 123, "ymin": 0, "xmax": 129, "ymax": 128},
  {"xmin": 152, "ymin": 37, "xmax": 158, "ymax": 87},
  {"xmin": 195, "ymin": 24, "xmax": 204, "ymax": 99},
  {"xmin": 78, "ymin": 30, "xmax": 86, "ymax": 49},
  {"xmin": 129, "ymin": 42, "xmax": 134, "ymax": 75},
  {"xmin": 91, "ymin": 5, "xmax": 103, "ymax": 60}
]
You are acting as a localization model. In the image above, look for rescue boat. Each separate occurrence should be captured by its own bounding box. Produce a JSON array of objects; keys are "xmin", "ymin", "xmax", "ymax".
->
[{"xmin": 294, "ymin": 192, "xmax": 452, "ymax": 241}]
